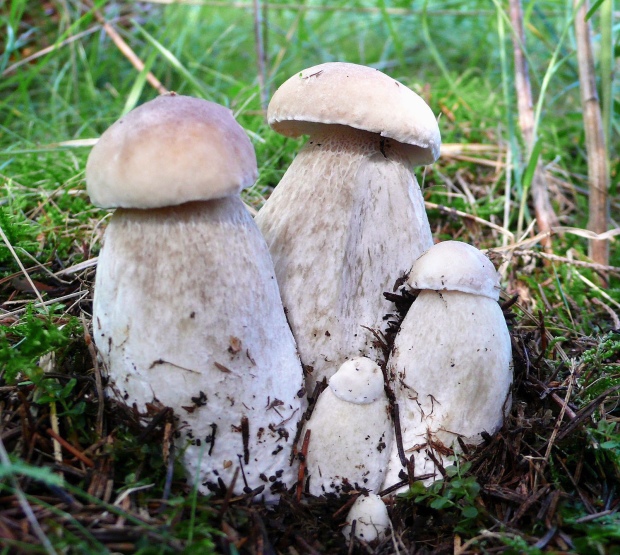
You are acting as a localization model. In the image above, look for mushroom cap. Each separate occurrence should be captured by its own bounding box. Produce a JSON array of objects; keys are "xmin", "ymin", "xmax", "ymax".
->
[
  {"xmin": 329, "ymin": 357, "xmax": 385, "ymax": 404},
  {"xmin": 342, "ymin": 494, "xmax": 391, "ymax": 543},
  {"xmin": 86, "ymin": 94, "xmax": 257, "ymax": 209},
  {"xmin": 407, "ymin": 241, "xmax": 500, "ymax": 300},
  {"xmin": 267, "ymin": 62, "xmax": 440, "ymax": 164}
]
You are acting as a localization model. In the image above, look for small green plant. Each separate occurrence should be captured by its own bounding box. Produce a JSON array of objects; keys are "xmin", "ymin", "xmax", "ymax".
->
[
  {"xmin": 589, "ymin": 419, "xmax": 620, "ymax": 474},
  {"xmin": 559, "ymin": 503, "xmax": 620, "ymax": 555},
  {"xmin": 403, "ymin": 458, "xmax": 482, "ymax": 533},
  {"xmin": 578, "ymin": 331, "xmax": 620, "ymax": 408},
  {"xmin": 499, "ymin": 534, "xmax": 544, "ymax": 555},
  {"xmin": 581, "ymin": 331, "xmax": 620, "ymax": 373},
  {"xmin": 0, "ymin": 203, "xmax": 40, "ymax": 269},
  {"xmin": 0, "ymin": 305, "xmax": 81, "ymax": 407}
]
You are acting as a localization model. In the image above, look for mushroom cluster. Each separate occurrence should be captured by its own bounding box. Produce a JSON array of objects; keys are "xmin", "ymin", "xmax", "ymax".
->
[
  {"xmin": 256, "ymin": 62, "xmax": 441, "ymax": 391},
  {"xmin": 87, "ymin": 94, "xmax": 305, "ymax": 501},
  {"xmin": 86, "ymin": 63, "xmax": 512, "ymax": 517}
]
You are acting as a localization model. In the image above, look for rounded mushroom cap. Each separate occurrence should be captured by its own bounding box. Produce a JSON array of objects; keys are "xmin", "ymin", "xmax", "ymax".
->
[
  {"xmin": 268, "ymin": 62, "xmax": 440, "ymax": 164},
  {"xmin": 342, "ymin": 494, "xmax": 390, "ymax": 543},
  {"xmin": 328, "ymin": 357, "xmax": 385, "ymax": 404},
  {"xmin": 407, "ymin": 241, "xmax": 500, "ymax": 300},
  {"xmin": 86, "ymin": 94, "xmax": 257, "ymax": 209}
]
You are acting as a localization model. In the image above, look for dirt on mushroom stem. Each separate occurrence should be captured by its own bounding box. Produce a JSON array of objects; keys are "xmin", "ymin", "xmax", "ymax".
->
[
  {"xmin": 93, "ymin": 198, "xmax": 305, "ymax": 501},
  {"xmin": 383, "ymin": 289, "xmax": 512, "ymax": 491},
  {"xmin": 257, "ymin": 124, "xmax": 434, "ymax": 393}
]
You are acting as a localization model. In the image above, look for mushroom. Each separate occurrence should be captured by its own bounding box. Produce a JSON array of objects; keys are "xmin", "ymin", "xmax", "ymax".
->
[
  {"xmin": 255, "ymin": 62, "xmax": 441, "ymax": 391},
  {"xmin": 300, "ymin": 357, "xmax": 392, "ymax": 496},
  {"xmin": 86, "ymin": 94, "xmax": 305, "ymax": 501},
  {"xmin": 383, "ymin": 241, "xmax": 512, "ymax": 490},
  {"xmin": 342, "ymin": 494, "xmax": 391, "ymax": 544}
]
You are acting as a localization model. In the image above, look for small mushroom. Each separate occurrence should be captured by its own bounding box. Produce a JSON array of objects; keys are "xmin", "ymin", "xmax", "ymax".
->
[
  {"xmin": 256, "ymin": 62, "xmax": 441, "ymax": 391},
  {"xmin": 384, "ymin": 241, "xmax": 512, "ymax": 490},
  {"xmin": 342, "ymin": 494, "xmax": 391, "ymax": 544},
  {"xmin": 87, "ymin": 94, "xmax": 305, "ymax": 501},
  {"xmin": 300, "ymin": 357, "xmax": 393, "ymax": 496}
]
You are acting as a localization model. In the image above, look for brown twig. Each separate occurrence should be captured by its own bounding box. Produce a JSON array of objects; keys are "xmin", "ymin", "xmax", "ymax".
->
[
  {"xmin": 591, "ymin": 297, "xmax": 620, "ymax": 329},
  {"xmin": 425, "ymin": 201, "xmax": 514, "ymax": 238},
  {"xmin": 574, "ymin": 0, "xmax": 610, "ymax": 269},
  {"xmin": 82, "ymin": 315, "xmax": 104, "ymax": 438},
  {"xmin": 393, "ymin": 403, "xmax": 408, "ymax": 468},
  {"xmin": 508, "ymin": 0, "xmax": 557, "ymax": 249},
  {"xmin": 296, "ymin": 429, "xmax": 311, "ymax": 502},
  {"xmin": 347, "ymin": 519, "xmax": 356, "ymax": 553},
  {"xmin": 217, "ymin": 467, "xmax": 240, "ymax": 519},
  {"xmin": 2, "ymin": 26, "xmax": 102, "ymax": 76},
  {"xmin": 252, "ymin": 0, "xmax": 269, "ymax": 112},
  {"xmin": 46, "ymin": 428, "xmax": 95, "ymax": 468},
  {"xmin": 83, "ymin": 0, "xmax": 168, "ymax": 95},
  {"xmin": 426, "ymin": 449, "xmax": 446, "ymax": 479},
  {"xmin": 557, "ymin": 384, "xmax": 620, "ymax": 441},
  {"xmin": 543, "ymin": 366, "xmax": 576, "ymax": 464},
  {"xmin": 510, "ymin": 485, "xmax": 550, "ymax": 524},
  {"xmin": 507, "ymin": 248, "xmax": 620, "ymax": 275},
  {"xmin": 526, "ymin": 376, "xmax": 577, "ymax": 420},
  {"xmin": 332, "ymin": 494, "xmax": 360, "ymax": 519}
]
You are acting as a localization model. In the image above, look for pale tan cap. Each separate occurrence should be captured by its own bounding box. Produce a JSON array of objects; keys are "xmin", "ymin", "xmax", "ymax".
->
[
  {"xmin": 86, "ymin": 94, "xmax": 258, "ymax": 209},
  {"xmin": 268, "ymin": 62, "xmax": 441, "ymax": 164},
  {"xmin": 407, "ymin": 240, "xmax": 500, "ymax": 300}
]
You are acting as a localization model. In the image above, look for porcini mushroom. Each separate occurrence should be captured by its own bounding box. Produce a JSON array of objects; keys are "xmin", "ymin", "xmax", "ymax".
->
[
  {"xmin": 300, "ymin": 357, "xmax": 392, "ymax": 496},
  {"xmin": 87, "ymin": 94, "xmax": 305, "ymax": 501},
  {"xmin": 383, "ymin": 241, "xmax": 512, "ymax": 490},
  {"xmin": 256, "ymin": 62, "xmax": 441, "ymax": 390},
  {"xmin": 342, "ymin": 494, "xmax": 391, "ymax": 544}
]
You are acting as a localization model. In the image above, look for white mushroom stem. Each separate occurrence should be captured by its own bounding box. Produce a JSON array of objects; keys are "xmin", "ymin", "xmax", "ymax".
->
[
  {"xmin": 384, "ymin": 289, "xmax": 512, "ymax": 489},
  {"xmin": 257, "ymin": 125, "xmax": 433, "ymax": 390},
  {"xmin": 94, "ymin": 198, "xmax": 305, "ymax": 501}
]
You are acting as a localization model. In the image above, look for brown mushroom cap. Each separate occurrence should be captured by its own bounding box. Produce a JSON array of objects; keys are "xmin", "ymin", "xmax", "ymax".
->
[
  {"xmin": 267, "ymin": 62, "xmax": 441, "ymax": 164},
  {"xmin": 86, "ymin": 94, "xmax": 257, "ymax": 209}
]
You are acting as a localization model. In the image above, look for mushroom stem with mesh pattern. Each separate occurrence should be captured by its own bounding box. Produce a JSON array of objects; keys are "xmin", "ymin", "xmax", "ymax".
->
[
  {"xmin": 256, "ymin": 62, "xmax": 441, "ymax": 391},
  {"xmin": 86, "ymin": 94, "xmax": 305, "ymax": 502}
]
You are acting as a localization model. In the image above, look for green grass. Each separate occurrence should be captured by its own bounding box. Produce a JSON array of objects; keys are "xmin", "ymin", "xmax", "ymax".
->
[{"xmin": 1, "ymin": 1, "xmax": 619, "ymax": 553}]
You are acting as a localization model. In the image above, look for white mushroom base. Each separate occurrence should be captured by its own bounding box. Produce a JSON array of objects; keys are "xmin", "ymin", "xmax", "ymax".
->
[
  {"xmin": 342, "ymin": 494, "xmax": 391, "ymax": 544},
  {"xmin": 93, "ymin": 199, "xmax": 305, "ymax": 501},
  {"xmin": 256, "ymin": 125, "xmax": 433, "ymax": 391},
  {"xmin": 384, "ymin": 290, "xmax": 512, "ymax": 491},
  {"xmin": 300, "ymin": 358, "xmax": 392, "ymax": 496}
]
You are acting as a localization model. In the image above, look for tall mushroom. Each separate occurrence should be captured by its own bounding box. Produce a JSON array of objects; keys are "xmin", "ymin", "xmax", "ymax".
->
[
  {"xmin": 383, "ymin": 241, "xmax": 512, "ymax": 490},
  {"xmin": 86, "ymin": 94, "xmax": 305, "ymax": 501},
  {"xmin": 256, "ymin": 62, "xmax": 441, "ymax": 391}
]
